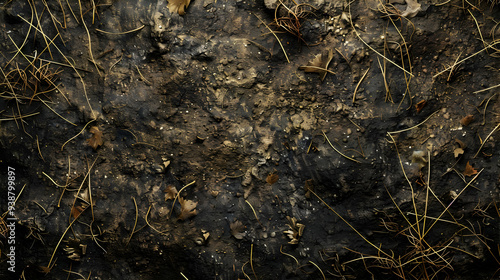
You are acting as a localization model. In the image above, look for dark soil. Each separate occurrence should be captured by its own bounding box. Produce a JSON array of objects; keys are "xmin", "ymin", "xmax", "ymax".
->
[{"xmin": 0, "ymin": 0, "xmax": 499, "ymax": 279}]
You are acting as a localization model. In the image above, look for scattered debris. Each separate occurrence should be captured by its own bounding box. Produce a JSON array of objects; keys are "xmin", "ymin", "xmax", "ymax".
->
[
  {"xmin": 195, "ymin": 229, "xmax": 210, "ymax": 245},
  {"xmin": 284, "ymin": 216, "xmax": 305, "ymax": 245},
  {"xmin": 64, "ymin": 238, "xmax": 86, "ymax": 261},
  {"xmin": 410, "ymin": 150, "xmax": 427, "ymax": 170}
]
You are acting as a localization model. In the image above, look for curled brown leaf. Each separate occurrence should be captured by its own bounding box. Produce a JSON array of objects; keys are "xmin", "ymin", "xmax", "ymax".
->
[{"xmin": 87, "ymin": 126, "xmax": 103, "ymax": 150}]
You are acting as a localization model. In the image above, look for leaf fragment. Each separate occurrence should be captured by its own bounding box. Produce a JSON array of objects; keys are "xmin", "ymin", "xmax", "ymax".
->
[
  {"xmin": 415, "ymin": 100, "xmax": 426, "ymax": 113},
  {"xmin": 460, "ymin": 115, "xmax": 474, "ymax": 126},
  {"xmin": 167, "ymin": 0, "xmax": 191, "ymax": 16},
  {"xmin": 230, "ymin": 220, "xmax": 246, "ymax": 240},
  {"xmin": 304, "ymin": 179, "xmax": 314, "ymax": 199},
  {"xmin": 453, "ymin": 147, "xmax": 464, "ymax": 158},
  {"xmin": 87, "ymin": 126, "xmax": 103, "ymax": 150},
  {"xmin": 266, "ymin": 172, "xmax": 279, "ymax": 185},
  {"xmin": 463, "ymin": 161, "xmax": 478, "ymax": 177},
  {"xmin": 299, "ymin": 49, "xmax": 334, "ymax": 81},
  {"xmin": 178, "ymin": 197, "xmax": 198, "ymax": 220},
  {"xmin": 164, "ymin": 185, "xmax": 178, "ymax": 201}
]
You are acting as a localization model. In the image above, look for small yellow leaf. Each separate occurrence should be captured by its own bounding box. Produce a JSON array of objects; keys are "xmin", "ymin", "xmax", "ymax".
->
[{"xmin": 167, "ymin": 0, "xmax": 191, "ymax": 15}]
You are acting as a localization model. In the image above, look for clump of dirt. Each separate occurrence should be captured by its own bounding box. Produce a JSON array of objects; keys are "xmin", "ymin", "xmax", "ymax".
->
[{"xmin": 0, "ymin": 0, "xmax": 499, "ymax": 279}]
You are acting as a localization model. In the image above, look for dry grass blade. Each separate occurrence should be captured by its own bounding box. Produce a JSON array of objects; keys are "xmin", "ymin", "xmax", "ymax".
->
[
  {"xmin": 473, "ymin": 122, "xmax": 500, "ymax": 158},
  {"xmin": 353, "ymin": 66, "xmax": 370, "ymax": 103},
  {"xmin": 168, "ymin": 181, "xmax": 196, "ymax": 219},
  {"xmin": 253, "ymin": 13, "xmax": 290, "ymax": 63},
  {"xmin": 18, "ymin": 15, "xmax": 96, "ymax": 119},
  {"xmin": 433, "ymin": 40, "xmax": 500, "ymax": 78},
  {"xmin": 96, "ymin": 25, "xmax": 145, "ymax": 35},
  {"xmin": 347, "ymin": 4, "xmax": 413, "ymax": 77},
  {"xmin": 280, "ymin": 245, "xmax": 299, "ymax": 266},
  {"xmin": 250, "ymin": 244, "xmax": 258, "ymax": 280},
  {"xmin": 126, "ymin": 197, "xmax": 138, "ymax": 246},
  {"xmin": 322, "ymin": 131, "xmax": 361, "ymax": 163},
  {"xmin": 310, "ymin": 189, "xmax": 391, "ymax": 258},
  {"xmin": 245, "ymin": 200, "xmax": 265, "ymax": 229},
  {"xmin": 61, "ymin": 120, "xmax": 95, "ymax": 151}
]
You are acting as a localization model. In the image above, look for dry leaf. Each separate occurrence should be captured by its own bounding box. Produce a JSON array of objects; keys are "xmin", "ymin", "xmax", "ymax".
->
[
  {"xmin": 230, "ymin": 220, "xmax": 246, "ymax": 240},
  {"xmin": 167, "ymin": 0, "xmax": 191, "ymax": 15},
  {"xmin": 460, "ymin": 115, "xmax": 474, "ymax": 126},
  {"xmin": 71, "ymin": 205, "xmax": 85, "ymax": 219},
  {"xmin": 401, "ymin": 0, "xmax": 421, "ymax": 18},
  {"xmin": 164, "ymin": 185, "xmax": 178, "ymax": 201},
  {"xmin": 455, "ymin": 139, "xmax": 466, "ymax": 149},
  {"xmin": 202, "ymin": 229, "xmax": 210, "ymax": 240},
  {"xmin": 299, "ymin": 49, "xmax": 334, "ymax": 81},
  {"xmin": 178, "ymin": 197, "xmax": 198, "ymax": 220},
  {"xmin": 304, "ymin": 179, "xmax": 314, "ymax": 199},
  {"xmin": 453, "ymin": 147, "xmax": 464, "ymax": 158},
  {"xmin": 415, "ymin": 100, "xmax": 426, "ymax": 113},
  {"xmin": 463, "ymin": 161, "xmax": 478, "ymax": 177},
  {"xmin": 266, "ymin": 172, "xmax": 279, "ymax": 185},
  {"xmin": 453, "ymin": 139, "xmax": 466, "ymax": 158},
  {"xmin": 87, "ymin": 126, "xmax": 103, "ymax": 150}
]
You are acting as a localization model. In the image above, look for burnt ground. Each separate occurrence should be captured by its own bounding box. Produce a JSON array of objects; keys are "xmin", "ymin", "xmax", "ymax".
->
[{"xmin": 0, "ymin": 0, "xmax": 499, "ymax": 279}]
